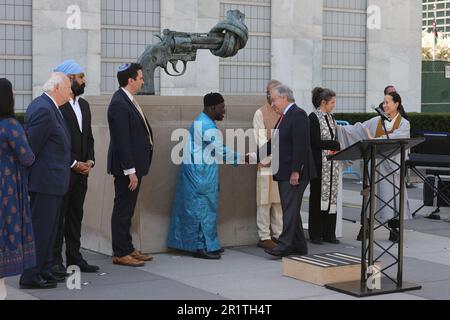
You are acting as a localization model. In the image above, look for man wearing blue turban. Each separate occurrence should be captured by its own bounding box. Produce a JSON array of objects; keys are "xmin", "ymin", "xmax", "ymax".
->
[{"xmin": 51, "ymin": 60, "xmax": 99, "ymax": 275}]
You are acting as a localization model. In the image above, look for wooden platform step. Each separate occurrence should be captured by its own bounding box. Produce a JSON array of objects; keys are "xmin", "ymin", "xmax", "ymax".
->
[{"xmin": 282, "ymin": 252, "xmax": 381, "ymax": 286}]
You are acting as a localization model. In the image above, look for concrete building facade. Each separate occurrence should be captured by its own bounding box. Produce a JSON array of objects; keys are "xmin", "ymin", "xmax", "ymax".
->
[
  {"xmin": 0, "ymin": 0, "xmax": 423, "ymax": 254},
  {"xmin": 1, "ymin": 0, "xmax": 422, "ymax": 113}
]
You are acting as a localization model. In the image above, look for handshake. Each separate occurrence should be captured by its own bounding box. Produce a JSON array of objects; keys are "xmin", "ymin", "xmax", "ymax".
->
[
  {"xmin": 72, "ymin": 160, "xmax": 94, "ymax": 175},
  {"xmin": 244, "ymin": 153, "xmax": 255, "ymax": 164},
  {"xmin": 244, "ymin": 153, "xmax": 250, "ymax": 164}
]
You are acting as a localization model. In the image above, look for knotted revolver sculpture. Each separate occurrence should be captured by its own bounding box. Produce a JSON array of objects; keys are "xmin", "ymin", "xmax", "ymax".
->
[{"xmin": 137, "ymin": 10, "xmax": 248, "ymax": 95}]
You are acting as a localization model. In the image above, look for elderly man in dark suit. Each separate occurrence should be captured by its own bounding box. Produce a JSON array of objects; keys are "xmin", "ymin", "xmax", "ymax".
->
[
  {"xmin": 107, "ymin": 63, "xmax": 154, "ymax": 267},
  {"xmin": 249, "ymin": 84, "xmax": 313, "ymax": 258},
  {"xmin": 20, "ymin": 72, "xmax": 72, "ymax": 289},
  {"xmin": 51, "ymin": 60, "xmax": 99, "ymax": 275}
]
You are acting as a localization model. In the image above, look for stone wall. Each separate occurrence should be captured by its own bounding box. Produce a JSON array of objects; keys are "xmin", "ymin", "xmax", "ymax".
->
[
  {"xmin": 271, "ymin": 0, "xmax": 323, "ymax": 114},
  {"xmin": 81, "ymin": 95, "xmax": 265, "ymax": 255},
  {"xmin": 366, "ymin": 0, "xmax": 422, "ymax": 112},
  {"xmin": 32, "ymin": 0, "xmax": 101, "ymax": 97},
  {"xmin": 159, "ymin": 0, "xmax": 220, "ymax": 95},
  {"xmin": 29, "ymin": 0, "xmax": 422, "ymax": 113}
]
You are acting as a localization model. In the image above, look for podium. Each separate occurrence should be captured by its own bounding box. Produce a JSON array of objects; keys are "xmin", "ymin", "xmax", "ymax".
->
[{"xmin": 324, "ymin": 138, "xmax": 424, "ymax": 297}]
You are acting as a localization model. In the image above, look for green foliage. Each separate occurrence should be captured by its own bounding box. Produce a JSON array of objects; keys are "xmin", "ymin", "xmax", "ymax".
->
[
  {"xmin": 334, "ymin": 112, "xmax": 450, "ymax": 134},
  {"xmin": 16, "ymin": 113, "xmax": 25, "ymax": 125}
]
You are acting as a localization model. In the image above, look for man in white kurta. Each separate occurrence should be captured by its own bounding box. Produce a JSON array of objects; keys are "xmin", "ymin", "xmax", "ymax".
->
[{"xmin": 252, "ymin": 80, "xmax": 283, "ymax": 250}]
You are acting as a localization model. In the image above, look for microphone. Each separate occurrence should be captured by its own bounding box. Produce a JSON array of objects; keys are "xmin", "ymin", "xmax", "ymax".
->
[{"xmin": 371, "ymin": 105, "xmax": 392, "ymax": 122}]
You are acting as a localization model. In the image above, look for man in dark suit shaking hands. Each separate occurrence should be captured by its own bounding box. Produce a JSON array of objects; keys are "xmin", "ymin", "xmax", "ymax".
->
[
  {"xmin": 51, "ymin": 60, "xmax": 99, "ymax": 274},
  {"xmin": 107, "ymin": 63, "xmax": 154, "ymax": 267},
  {"xmin": 20, "ymin": 73, "xmax": 72, "ymax": 289},
  {"xmin": 249, "ymin": 84, "xmax": 313, "ymax": 258}
]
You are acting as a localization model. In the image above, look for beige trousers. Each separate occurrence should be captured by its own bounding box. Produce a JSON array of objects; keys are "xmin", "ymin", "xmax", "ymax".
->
[{"xmin": 256, "ymin": 167, "xmax": 283, "ymax": 240}]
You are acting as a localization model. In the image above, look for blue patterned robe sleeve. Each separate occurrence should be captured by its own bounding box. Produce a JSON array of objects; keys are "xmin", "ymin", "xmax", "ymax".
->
[{"xmin": 6, "ymin": 118, "xmax": 35, "ymax": 167}]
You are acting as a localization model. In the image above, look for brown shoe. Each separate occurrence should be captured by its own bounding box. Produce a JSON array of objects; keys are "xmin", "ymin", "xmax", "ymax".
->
[
  {"xmin": 130, "ymin": 250, "xmax": 153, "ymax": 262},
  {"xmin": 112, "ymin": 255, "xmax": 145, "ymax": 267},
  {"xmin": 257, "ymin": 239, "xmax": 277, "ymax": 250}
]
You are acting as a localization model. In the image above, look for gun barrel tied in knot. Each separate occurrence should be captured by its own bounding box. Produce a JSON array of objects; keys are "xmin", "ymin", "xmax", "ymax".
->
[{"xmin": 137, "ymin": 10, "xmax": 248, "ymax": 95}]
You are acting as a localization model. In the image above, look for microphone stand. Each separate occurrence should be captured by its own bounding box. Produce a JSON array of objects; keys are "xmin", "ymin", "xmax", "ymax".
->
[
  {"xmin": 381, "ymin": 116, "xmax": 390, "ymax": 139},
  {"xmin": 372, "ymin": 105, "xmax": 391, "ymax": 139}
]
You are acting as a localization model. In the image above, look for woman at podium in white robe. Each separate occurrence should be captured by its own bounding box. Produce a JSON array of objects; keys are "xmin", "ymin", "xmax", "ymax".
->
[{"xmin": 337, "ymin": 92, "xmax": 411, "ymax": 242}]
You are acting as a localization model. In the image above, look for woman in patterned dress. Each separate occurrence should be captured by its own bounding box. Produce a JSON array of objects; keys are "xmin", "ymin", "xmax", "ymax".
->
[
  {"xmin": 308, "ymin": 87, "xmax": 341, "ymax": 245},
  {"xmin": 0, "ymin": 78, "xmax": 36, "ymax": 299}
]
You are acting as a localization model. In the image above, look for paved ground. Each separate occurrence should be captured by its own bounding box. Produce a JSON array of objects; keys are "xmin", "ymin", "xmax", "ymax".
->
[{"xmin": 4, "ymin": 180, "xmax": 450, "ymax": 300}]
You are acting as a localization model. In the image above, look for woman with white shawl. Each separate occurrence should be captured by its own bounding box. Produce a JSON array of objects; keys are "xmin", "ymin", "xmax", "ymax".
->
[{"xmin": 338, "ymin": 92, "xmax": 411, "ymax": 242}]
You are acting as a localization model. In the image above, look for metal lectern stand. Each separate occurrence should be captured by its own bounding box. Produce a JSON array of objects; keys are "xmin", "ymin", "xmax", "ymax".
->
[{"xmin": 325, "ymin": 138, "xmax": 424, "ymax": 297}]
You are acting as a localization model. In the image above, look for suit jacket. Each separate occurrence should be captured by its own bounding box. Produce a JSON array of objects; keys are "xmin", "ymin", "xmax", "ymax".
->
[
  {"xmin": 107, "ymin": 88, "xmax": 153, "ymax": 177},
  {"xmin": 258, "ymin": 104, "xmax": 315, "ymax": 182},
  {"xmin": 60, "ymin": 97, "xmax": 95, "ymax": 168},
  {"xmin": 25, "ymin": 93, "xmax": 71, "ymax": 195}
]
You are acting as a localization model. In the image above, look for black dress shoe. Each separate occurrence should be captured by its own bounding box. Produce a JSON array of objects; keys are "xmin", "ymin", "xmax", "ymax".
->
[
  {"xmin": 389, "ymin": 229, "xmax": 399, "ymax": 243},
  {"xmin": 51, "ymin": 264, "xmax": 70, "ymax": 277},
  {"xmin": 310, "ymin": 238, "xmax": 323, "ymax": 245},
  {"xmin": 77, "ymin": 263, "xmax": 100, "ymax": 273},
  {"xmin": 387, "ymin": 219, "xmax": 400, "ymax": 229},
  {"xmin": 323, "ymin": 238, "xmax": 340, "ymax": 244},
  {"xmin": 20, "ymin": 276, "xmax": 58, "ymax": 289},
  {"xmin": 193, "ymin": 249, "xmax": 221, "ymax": 260},
  {"xmin": 68, "ymin": 260, "xmax": 100, "ymax": 273},
  {"xmin": 264, "ymin": 248, "xmax": 288, "ymax": 257},
  {"xmin": 41, "ymin": 272, "xmax": 65, "ymax": 283},
  {"xmin": 212, "ymin": 248, "xmax": 225, "ymax": 254},
  {"xmin": 290, "ymin": 250, "xmax": 308, "ymax": 256}
]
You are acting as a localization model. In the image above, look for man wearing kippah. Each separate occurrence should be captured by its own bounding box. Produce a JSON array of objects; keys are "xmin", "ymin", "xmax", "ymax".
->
[
  {"xmin": 51, "ymin": 60, "xmax": 99, "ymax": 275},
  {"xmin": 167, "ymin": 92, "xmax": 242, "ymax": 259},
  {"xmin": 107, "ymin": 63, "xmax": 154, "ymax": 267}
]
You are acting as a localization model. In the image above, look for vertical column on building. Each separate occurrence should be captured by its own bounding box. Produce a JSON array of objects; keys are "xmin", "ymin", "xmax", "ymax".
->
[
  {"xmin": 159, "ymin": 0, "xmax": 220, "ymax": 96},
  {"xmin": 32, "ymin": 0, "xmax": 101, "ymax": 97},
  {"xmin": 366, "ymin": 0, "xmax": 422, "ymax": 112},
  {"xmin": 0, "ymin": 1, "xmax": 33, "ymax": 112},
  {"xmin": 100, "ymin": 0, "xmax": 161, "ymax": 95},
  {"xmin": 271, "ymin": 0, "xmax": 323, "ymax": 112},
  {"xmin": 322, "ymin": 0, "xmax": 367, "ymax": 113},
  {"xmin": 219, "ymin": 0, "xmax": 272, "ymax": 96}
]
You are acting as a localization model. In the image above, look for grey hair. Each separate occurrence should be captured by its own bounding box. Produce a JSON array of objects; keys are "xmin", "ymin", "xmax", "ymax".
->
[
  {"xmin": 266, "ymin": 79, "xmax": 282, "ymax": 91},
  {"xmin": 272, "ymin": 84, "xmax": 295, "ymax": 103},
  {"xmin": 42, "ymin": 72, "xmax": 68, "ymax": 93}
]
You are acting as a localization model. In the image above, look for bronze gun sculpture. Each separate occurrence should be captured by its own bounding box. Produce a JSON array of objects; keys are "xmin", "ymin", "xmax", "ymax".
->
[{"xmin": 137, "ymin": 10, "xmax": 248, "ymax": 95}]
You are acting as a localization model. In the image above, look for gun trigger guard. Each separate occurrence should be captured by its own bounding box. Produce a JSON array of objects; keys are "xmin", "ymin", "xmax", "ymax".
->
[
  {"xmin": 164, "ymin": 67, "xmax": 180, "ymax": 77},
  {"xmin": 170, "ymin": 60, "xmax": 180, "ymax": 73},
  {"xmin": 179, "ymin": 61, "xmax": 187, "ymax": 76},
  {"xmin": 164, "ymin": 61, "xmax": 187, "ymax": 77}
]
